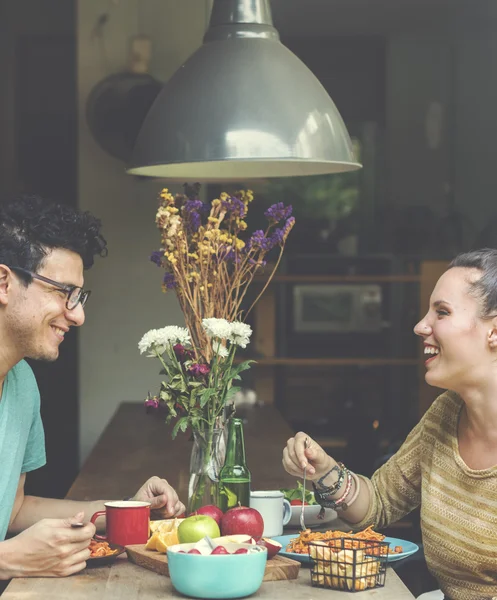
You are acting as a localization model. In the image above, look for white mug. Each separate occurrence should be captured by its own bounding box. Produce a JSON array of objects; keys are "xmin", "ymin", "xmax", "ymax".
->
[{"xmin": 249, "ymin": 490, "xmax": 291, "ymax": 537}]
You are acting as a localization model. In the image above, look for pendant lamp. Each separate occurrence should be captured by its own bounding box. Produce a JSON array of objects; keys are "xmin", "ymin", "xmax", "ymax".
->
[{"xmin": 127, "ymin": 0, "xmax": 361, "ymax": 181}]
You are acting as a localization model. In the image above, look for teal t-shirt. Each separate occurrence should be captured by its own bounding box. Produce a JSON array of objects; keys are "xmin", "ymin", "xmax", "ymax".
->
[{"xmin": 0, "ymin": 360, "xmax": 46, "ymax": 540}]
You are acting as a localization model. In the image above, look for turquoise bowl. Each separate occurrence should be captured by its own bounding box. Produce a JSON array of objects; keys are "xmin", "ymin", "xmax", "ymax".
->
[{"xmin": 167, "ymin": 542, "xmax": 267, "ymax": 599}]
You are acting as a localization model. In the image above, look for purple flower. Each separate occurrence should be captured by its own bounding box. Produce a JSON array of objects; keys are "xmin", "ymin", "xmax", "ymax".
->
[
  {"xmin": 188, "ymin": 363, "xmax": 210, "ymax": 377},
  {"xmin": 144, "ymin": 396, "xmax": 160, "ymax": 412},
  {"xmin": 245, "ymin": 230, "xmax": 273, "ymax": 252},
  {"xmin": 222, "ymin": 196, "xmax": 246, "ymax": 218},
  {"xmin": 163, "ymin": 272, "xmax": 177, "ymax": 289},
  {"xmin": 265, "ymin": 202, "xmax": 293, "ymax": 223},
  {"xmin": 173, "ymin": 343, "xmax": 194, "ymax": 362},
  {"xmin": 270, "ymin": 228, "xmax": 285, "ymax": 247},
  {"xmin": 150, "ymin": 250, "xmax": 163, "ymax": 266},
  {"xmin": 183, "ymin": 199, "xmax": 204, "ymax": 232}
]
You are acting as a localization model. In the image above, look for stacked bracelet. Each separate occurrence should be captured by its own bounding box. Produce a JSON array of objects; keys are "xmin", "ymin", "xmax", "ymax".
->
[
  {"xmin": 313, "ymin": 466, "xmax": 360, "ymax": 511},
  {"xmin": 312, "ymin": 462, "xmax": 346, "ymax": 496}
]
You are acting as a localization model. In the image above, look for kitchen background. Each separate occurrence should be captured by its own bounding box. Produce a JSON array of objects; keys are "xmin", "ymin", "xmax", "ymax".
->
[{"xmin": 0, "ymin": 0, "xmax": 495, "ymax": 511}]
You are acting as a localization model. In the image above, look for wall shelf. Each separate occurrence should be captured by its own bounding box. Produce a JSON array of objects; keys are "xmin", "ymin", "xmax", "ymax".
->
[
  {"xmin": 244, "ymin": 358, "xmax": 419, "ymax": 367},
  {"xmin": 254, "ymin": 274, "xmax": 421, "ymax": 283},
  {"xmin": 250, "ymin": 260, "xmax": 448, "ymax": 421}
]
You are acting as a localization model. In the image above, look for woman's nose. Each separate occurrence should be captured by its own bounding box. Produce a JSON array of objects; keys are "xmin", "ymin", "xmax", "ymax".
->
[{"xmin": 414, "ymin": 316, "xmax": 430, "ymax": 337}]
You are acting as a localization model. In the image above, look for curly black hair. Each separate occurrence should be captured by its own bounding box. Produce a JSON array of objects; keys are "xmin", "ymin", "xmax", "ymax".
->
[{"xmin": 0, "ymin": 195, "xmax": 107, "ymax": 273}]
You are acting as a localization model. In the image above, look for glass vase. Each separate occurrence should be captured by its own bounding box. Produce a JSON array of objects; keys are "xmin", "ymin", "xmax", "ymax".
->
[{"xmin": 188, "ymin": 426, "xmax": 226, "ymax": 514}]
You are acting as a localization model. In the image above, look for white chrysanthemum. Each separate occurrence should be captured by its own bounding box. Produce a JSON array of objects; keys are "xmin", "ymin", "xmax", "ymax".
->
[
  {"xmin": 138, "ymin": 329, "xmax": 161, "ymax": 355},
  {"xmin": 213, "ymin": 341, "xmax": 229, "ymax": 358},
  {"xmin": 202, "ymin": 318, "xmax": 231, "ymax": 339},
  {"xmin": 228, "ymin": 321, "xmax": 252, "ymax": 348},
  {"xmin": 138, "ymin": 326, "xmax": 190, "ymax": 355}
]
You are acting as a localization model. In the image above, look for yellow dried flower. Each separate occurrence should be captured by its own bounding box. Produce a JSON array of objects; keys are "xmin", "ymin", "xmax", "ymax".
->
[
  {"xmin": 188, "ymin": 253, "xmax": 199, "ymax": 260},
  {"xmin": 166, "ymin": 206, "xmax": 179, "ymax": 214},
  {"xmin": 235, "ymin": 238, "xmax": 245, "ymax": 251},
  {"xmin": 238, "ymin": 220, "xmax": 248, "ymax": 231},
  {"xmin": 220, "ymin": 192, "xmax": 229, "ymax": 201},
  {"xmin": 208, "ymin": 217, "xmax": 219, "ymax": 225},
  {"xmin": 212, "ymin": 199, "xmax": 221, "ymax": 207},
  {"xmin": 207, "ymin": 283, "xmax": 213, "ymax": 288},
  {"xmin": 160, "ymin": 188, "xmax": 175, "ymax": 204}
]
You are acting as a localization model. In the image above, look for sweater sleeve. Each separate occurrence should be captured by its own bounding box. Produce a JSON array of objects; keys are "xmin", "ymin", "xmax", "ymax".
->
[{"xmin": 351, "ymin": 407, "xmax": 429, "ymax": 530}]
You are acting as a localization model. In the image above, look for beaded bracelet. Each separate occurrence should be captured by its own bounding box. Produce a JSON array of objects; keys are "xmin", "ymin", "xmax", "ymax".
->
[
  {"xmin": 314, "ymin": 468, "xmax": 353, "ymax": 510},
  {"xmin": 312, "ymin": 462, "xmax": 346, "ymax": 496},
  {"xmin": 332, "ymin": 469, "xmax": 353, "ymax": 510},
  {"xmin": 341, "ymin": 471, "xmax": 361, "ymax": 511}
]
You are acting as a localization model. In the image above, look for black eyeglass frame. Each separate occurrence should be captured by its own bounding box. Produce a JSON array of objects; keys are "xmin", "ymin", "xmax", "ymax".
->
[{"xmin": 9, "ymin": 266, "xmax": 91, "ymax": 310}]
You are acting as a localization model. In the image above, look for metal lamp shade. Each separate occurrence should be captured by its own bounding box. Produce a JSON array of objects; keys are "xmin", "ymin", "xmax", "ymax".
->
[{"xmin": 127, "ymin": 0, "xmax": 361, "ymax": 180}]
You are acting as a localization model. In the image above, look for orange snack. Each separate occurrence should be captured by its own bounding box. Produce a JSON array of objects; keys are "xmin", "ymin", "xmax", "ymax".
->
[
  {"xmin": 287, "ymin": 525, "xmax": 403, "ymax": 556},
  {"xmin": 89, "ymin": 539, "xmax": 118, "ymax": 558}
]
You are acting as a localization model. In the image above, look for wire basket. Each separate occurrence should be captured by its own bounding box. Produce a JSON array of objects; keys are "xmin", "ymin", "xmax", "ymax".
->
[{"xmin": 309, "ymin": 537, "xmax": 390, "ymax": 592}]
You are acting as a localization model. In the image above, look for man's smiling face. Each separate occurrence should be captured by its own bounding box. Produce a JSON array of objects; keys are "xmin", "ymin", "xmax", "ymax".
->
[{"xmin": 5, "ymin": 248, "xmax": 86, "ymax": 362}]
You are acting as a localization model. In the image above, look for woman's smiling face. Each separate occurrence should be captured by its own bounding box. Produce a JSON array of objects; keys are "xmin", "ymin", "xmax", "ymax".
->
[{"xmin": 414, "ymin": 267, "xmax": 494, "ymax": 392}]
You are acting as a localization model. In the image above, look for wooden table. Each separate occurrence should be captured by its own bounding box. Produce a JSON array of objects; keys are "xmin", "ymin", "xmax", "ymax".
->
[
  {"xmin": 2, "ymin": 403, "xmax": 414, "ymax": 599},
  {"xmin": 2, "ymin": 554, "xmax": 415, "ymax": 599}
]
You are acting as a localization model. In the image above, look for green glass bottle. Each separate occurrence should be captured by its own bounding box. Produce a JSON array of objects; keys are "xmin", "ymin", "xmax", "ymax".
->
[{"xmin": 219, "ymin": 418, "xmax": 251, "ymax": 511}]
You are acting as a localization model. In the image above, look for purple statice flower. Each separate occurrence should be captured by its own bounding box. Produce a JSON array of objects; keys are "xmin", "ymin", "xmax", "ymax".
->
[
  {"xmin": 284, "ymin": 216, "xmax": 296, "ymax": 236},
  {"xmin": 270, "ymin": 228, "xmax": 285, "ymax": 247},
  {"xmin": 265, "ymin": 202, "xmax": 293, "ymax": 224},
  {"xmin": 163, "ymin": 272, "xmax": 177, "ymax": 289},
  {"xmin": 150, "ymin": 250, "xmax": 163, "ymax": 267},
  {"xmin": 245, "ymin": 230, "xmax": 273, "ymax": 253},
  {"xmin": 183, "ymin": 199, "xmax": 204, "ymax": 232},
  {"xmin": 188, "ymin": 363, "xmax": 210, "ymax": 377},
  {"xmin": 222, "ymin": 196, "xmax": 246, "ymax": 219}
]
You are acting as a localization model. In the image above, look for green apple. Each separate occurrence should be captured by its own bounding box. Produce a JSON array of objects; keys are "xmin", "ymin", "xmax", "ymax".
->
[{"xmin": 177, "ymin": 515, "xmax": 220, "ymax": 544}]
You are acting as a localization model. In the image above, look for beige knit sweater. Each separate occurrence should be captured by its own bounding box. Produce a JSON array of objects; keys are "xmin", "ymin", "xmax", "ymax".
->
[{"xmin": 355, "ymin": 390, "xmax": 497, "ymax": 600}]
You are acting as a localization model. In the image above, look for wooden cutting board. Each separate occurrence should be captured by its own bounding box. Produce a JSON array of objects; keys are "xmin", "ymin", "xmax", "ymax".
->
[{"xmin": 125, "ymin": 545, "xmax": 301, "ymax": 581}]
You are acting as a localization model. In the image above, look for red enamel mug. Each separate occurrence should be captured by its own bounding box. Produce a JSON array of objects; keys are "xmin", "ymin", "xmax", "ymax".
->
[{"xmin": 90, "ymin": 500, "xmax": 151, "ymax": 546}]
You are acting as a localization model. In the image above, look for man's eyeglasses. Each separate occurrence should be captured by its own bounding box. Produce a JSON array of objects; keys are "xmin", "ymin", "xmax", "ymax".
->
[{"xmin": 9, "ymin": 266, "xmax": 91, "ymax": 310}]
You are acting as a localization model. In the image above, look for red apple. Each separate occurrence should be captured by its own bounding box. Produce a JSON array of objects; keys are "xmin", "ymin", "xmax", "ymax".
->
[
  {"xmin": 211, "ymin": 545, "xmax": 229, "ymax": 555},
  {"xmin": 233, "ymin": 548, "xmax": 249, "ymax": 554},
  {"xmin": 188, "ymin": 548, "xmax": 201, "ymax": 554},
  {"xmin": 257, "ymin": 537, "xmax": 282, "ymax": 559},
  {"xmin": 220, "ymin": 506, "xmax": 264, "ymax": 541},
  {"xmin": 191, "ymin": 505, "xmax": 224, "ymax": 527}
]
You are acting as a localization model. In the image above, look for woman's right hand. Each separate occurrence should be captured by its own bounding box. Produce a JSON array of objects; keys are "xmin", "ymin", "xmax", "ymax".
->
[
  {"xmin": 282, "ymin": 431, "xmax": 334, "ymax": 481},
  {"xmin": 0, "ymin": 512, "xmax": 94, "ymax": 578}
]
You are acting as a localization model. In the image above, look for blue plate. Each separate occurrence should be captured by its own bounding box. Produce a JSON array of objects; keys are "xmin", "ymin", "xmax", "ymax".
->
[{"xmin": 272, "ymin": 534, "xmax": 419, "ymax": 564}]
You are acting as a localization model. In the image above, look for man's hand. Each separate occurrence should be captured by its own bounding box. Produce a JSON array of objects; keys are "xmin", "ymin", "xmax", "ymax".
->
[
  {"xmin": 282, "ymin": 432, "xmax": 334, "ymax": 481},
  {"xmin": 1, "ymin": 512, "xmax": 95, "ymax": 578},
  {"xmin": 132, "ymin": 476, "xmax": 185, "ymax": 518}
]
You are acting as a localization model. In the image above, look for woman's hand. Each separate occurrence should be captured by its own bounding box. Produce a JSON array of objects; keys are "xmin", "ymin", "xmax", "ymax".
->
[{"xmin": 282, "ymin": 432, "xmax": 334, "ymax": 481}]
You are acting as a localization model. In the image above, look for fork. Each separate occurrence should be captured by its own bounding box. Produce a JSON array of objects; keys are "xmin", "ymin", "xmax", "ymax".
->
[{"xmin": 300, "ymin": 437, "xmax": 309, "ymax": 531}]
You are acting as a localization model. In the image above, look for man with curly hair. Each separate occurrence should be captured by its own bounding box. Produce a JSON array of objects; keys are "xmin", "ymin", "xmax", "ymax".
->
[{"xmin": 0, "ymin": 196, "xmax": 185, "ymax": 579}]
